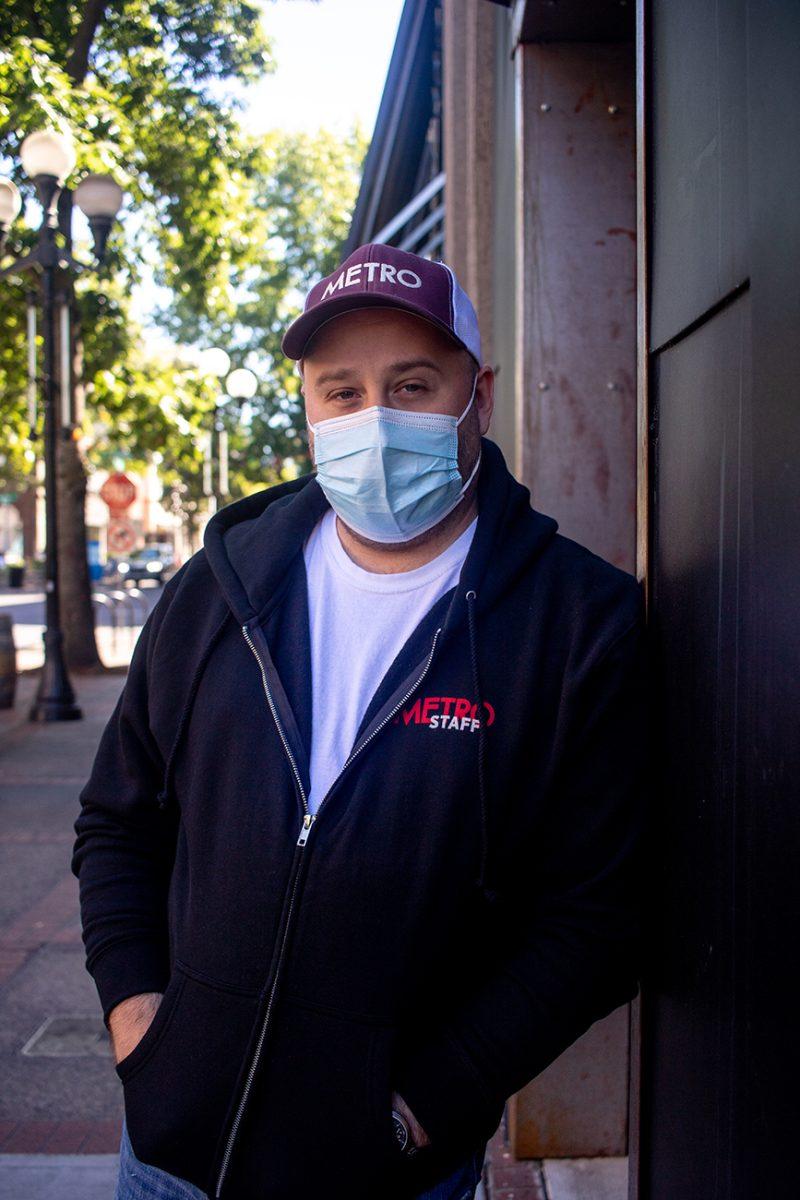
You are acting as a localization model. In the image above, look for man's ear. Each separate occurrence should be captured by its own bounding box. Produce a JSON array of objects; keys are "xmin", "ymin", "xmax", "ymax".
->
[{"xmin": 476, "ymin": 365, "xmax": 495, "ymax": 436}]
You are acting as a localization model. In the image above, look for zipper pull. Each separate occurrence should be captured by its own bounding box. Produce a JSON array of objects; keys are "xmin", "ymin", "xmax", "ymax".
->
[{"xmin": 297, "ymin": 812, "xmax": 315, "ymax": 847}]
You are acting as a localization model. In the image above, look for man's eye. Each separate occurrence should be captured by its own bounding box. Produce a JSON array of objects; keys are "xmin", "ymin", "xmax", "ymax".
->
[
  {"xmin": 399, "ymin": 383, "xmax": 426, "ymax": 394},
  {"xmin": 331, "ymin": 390, "xmax": 358, "ymax": 402}
]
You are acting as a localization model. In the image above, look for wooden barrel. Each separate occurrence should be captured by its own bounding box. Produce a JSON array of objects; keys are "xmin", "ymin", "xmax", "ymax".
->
[{"xmin": 0, "ymin": 613, "xmax": 17, "ymax": 709}]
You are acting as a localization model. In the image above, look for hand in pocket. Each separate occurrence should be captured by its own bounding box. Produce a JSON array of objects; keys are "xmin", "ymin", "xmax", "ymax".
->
[{"xmin": 109, "ymin": 992, "xmax": 163, "ymax": 1065}]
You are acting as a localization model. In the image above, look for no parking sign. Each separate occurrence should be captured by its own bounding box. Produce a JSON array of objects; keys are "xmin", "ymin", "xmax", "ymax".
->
[{"xmin": 107, "ymin": 518, "xmax": 138, "ymax": 555}]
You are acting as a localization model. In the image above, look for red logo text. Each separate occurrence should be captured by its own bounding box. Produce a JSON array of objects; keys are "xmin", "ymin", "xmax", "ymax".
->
[{"xmin": 398, "ymin": 696, "xmax": 496, "ymax": 733}]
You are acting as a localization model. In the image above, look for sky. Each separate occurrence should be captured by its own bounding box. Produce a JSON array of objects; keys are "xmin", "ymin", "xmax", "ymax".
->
[
  {"xmin": 248, "ymin": 0, "xmax": 405, "ymax": 137},
  {"xmin": 131, "ymin": 0, "xmax": 404, "ymax": 338}
]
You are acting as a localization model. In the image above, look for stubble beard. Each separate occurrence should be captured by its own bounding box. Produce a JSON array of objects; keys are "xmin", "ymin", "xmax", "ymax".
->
[{"xmin": 328, "ymin": 406, "xmax": 483, "ymax": 554}]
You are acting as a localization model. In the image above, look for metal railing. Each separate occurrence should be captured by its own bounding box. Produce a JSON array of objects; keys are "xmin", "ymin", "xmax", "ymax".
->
[
  {"xmin": 92, "ymin": 586, "xmax": 149, "ymax": 655},
  {"xmin": 370, "ymin": 171, "xmax": 445, "ymax": 259}
]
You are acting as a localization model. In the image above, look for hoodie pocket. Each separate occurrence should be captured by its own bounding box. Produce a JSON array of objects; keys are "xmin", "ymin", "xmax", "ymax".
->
[
  {"xmin": 223, "ymin": 996, "xmax": 399, "ymax": 1198},
  {"xmin": 117, "ymin": 964, "xmax": 260, "ymax": 1193},
  {"xmin": 114, "ymin": 970, "xmax": 186, "ymax": 1084}
]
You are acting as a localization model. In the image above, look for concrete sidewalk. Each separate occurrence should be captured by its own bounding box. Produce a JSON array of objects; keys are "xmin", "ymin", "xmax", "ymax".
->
[
  {"xmin": 0, "ymin": 1154, "xmax": 118, "ymax": 1199},
  {"xmin": 0, "ymin": 669, "xmax": 126, "ymax": 1198}
]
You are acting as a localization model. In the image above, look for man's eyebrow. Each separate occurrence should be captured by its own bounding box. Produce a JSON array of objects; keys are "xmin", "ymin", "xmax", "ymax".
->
[
  {"xmin": 388, "ymin": 358, "xmax": 443, "ymax": 375},
  {"xmin": 312, "ymin": 359, "xmax": 443, "ymax": 388},
  {"xmin": 312, "ymin": 368, "xmax": 354, "ymax": 387}
]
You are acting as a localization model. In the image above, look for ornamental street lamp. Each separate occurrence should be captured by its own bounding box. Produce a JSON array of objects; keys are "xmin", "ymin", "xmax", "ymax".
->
[
  {"xmin": 198, "ymin": 348, "xmax": 230, "ymax": 515},
  {"xmin": 73, "ymin": 174, "xmax": 124, "ymax": 263},
  {"xmin": 198, "ymin": 354, "xmax": 256, "ymax": 513},
  {"xmin": 226, "ymin": 368, "xmax": 258, "ymax": 400},
  {"xmin": 0, "ymin": 128, "xmax": 123, "ymax": 721},
  {"xmin": 219, "ymin": 368, "xmax": 257, "ymax": 502}
]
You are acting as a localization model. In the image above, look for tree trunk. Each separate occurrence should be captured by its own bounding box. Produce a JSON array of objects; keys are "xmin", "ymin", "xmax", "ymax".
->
[
  {"xmin": 58, "ymin": 11, "xmax": 106, "ymax": 672},
  {"xmin": 65, "ymin": 0, "xmax": 110, "ymax": 84},
  {"xmin": 57, "ymin": 431, "xmax": 102, "ymax": 671},
  {"xmin": 57, "ymin": 293, "xmax": 103, "ymax": 672}
]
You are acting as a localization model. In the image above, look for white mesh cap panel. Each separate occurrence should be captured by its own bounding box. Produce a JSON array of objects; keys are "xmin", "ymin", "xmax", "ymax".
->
[{"xmin": 441, "ymin": 263, "xmax": 482, "ymax": 365}]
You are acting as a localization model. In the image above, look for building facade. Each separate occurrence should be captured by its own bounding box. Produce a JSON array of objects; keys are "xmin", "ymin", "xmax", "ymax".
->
[{"xmin": 348, "ymin": 1, "xmax": 800, "ymax": 1196}]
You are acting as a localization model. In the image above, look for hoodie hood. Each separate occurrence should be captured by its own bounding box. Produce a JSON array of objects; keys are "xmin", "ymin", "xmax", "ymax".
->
[
  {"xmin": 201, "ymin": 438, "xmax": 559, "ymax": 901},
  {"xmin": 160, "ymin": 437, "xmax": 559, "ymax": 870},
  {"xmin": 203, "ymin": 438, "xmax": 559, "ymax": 632}
]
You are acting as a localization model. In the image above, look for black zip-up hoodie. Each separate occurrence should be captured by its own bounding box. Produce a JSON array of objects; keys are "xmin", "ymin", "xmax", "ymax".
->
[{"xmin": 72, "ymin": 438, "xmax": 649, "ymax": 1200}]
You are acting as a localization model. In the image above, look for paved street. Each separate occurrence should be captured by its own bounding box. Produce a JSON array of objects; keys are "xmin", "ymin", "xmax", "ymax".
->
[{"xmin": 0, "ymin": 584, "xmax": 161, "ymax": 672}]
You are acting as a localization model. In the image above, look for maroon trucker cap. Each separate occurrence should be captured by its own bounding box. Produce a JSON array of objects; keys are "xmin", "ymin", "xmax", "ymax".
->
[{"xmin": 281, "ymin": 243, "xmax": 482, "ymax": 366}]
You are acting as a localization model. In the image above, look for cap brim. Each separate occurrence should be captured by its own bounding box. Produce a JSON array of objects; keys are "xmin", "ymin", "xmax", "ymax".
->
[{"xmin": 281, "ymin": 292, "xmax": 479, "ymax": 364}]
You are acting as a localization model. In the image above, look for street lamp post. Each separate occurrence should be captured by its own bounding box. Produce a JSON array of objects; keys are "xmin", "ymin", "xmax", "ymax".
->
[
  {"xmin": 198, "ymin": 348, "xmax": 230, "ymax": 516},
  {"xmin": 0, "ymin": 129, "xmax": 123, "ymax": 721},
  {"xmin": 197, "ymin": 355, "xmax": 257, "ymax": 513},
  {"xmin": 220, "ymin": 367, "xmax": 257, "ymax": 505}
]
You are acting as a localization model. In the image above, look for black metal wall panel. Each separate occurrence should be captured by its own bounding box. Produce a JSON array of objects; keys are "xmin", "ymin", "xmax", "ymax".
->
[
  {"xmin": 643, "ymin": 292, "xmax": 752, "ymax": 1199},
  {"xmin": 649, "ymin": 0, "xmax": 749, "ymax": 351},
  {"xmin": 736, "ymin": 0, "xmax": 800, "ymax": 1183},
  {"xmin": 642, "ymin": 2, "xmax": 800, "ymax": 1195}
]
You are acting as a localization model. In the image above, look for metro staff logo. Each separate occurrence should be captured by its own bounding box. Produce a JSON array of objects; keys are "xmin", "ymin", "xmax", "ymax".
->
[{"xmin": 398, "ymin": 695, "xmax": 496, "ymax": 733}]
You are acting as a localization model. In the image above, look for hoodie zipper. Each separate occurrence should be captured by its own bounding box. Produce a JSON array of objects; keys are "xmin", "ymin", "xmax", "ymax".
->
[
  {"xmin": 241, "ymin": 624, "xmax": 308, "ymax": 820},
  {"xmin": 326, "ymin": 627, "xmax": 441, "ymax": 803},
  {"xmin": 215, "ymin": 621, "xmax": 441, "ymax": 1196}
]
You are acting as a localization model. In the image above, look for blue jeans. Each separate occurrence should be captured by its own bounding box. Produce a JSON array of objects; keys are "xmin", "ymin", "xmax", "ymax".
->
[{"xmin": 115, "ymin": 1120, "xmax": 485, "ymax": 1200}]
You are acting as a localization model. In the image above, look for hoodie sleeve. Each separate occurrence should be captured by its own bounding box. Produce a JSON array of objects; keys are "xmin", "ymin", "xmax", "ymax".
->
[
  {"xmin": 71, "ymin": 585, "xmax": 178, "ymax": 1025},
  {"xmin": 393, "ymin": 602, "xmax": 650, "ymax": 1154}
]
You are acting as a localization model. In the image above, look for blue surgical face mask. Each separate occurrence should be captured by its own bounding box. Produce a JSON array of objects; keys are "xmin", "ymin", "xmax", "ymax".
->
[{"xmin": 308, "ymin": 374, "xmax": 480, "ymax": 544}]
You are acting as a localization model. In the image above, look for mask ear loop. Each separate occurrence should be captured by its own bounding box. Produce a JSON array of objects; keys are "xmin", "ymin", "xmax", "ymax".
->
[{"xmin": 456, "ymin": 370, "xmax": 480, "ymax": 427}]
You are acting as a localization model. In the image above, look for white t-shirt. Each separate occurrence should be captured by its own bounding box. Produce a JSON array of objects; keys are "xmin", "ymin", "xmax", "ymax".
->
[{"xmin": 303, "ymin": 508, "xmax": 477, "ymax": 813}]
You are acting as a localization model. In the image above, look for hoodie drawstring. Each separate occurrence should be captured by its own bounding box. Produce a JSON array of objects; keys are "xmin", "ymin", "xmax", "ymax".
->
[
  {"xmin": 466, "ymin": 589, "xmax": 498, "ymax": 904},
  {"xmin": 156, "ymin": 612, "xmax": 231, "ymax": 811}
]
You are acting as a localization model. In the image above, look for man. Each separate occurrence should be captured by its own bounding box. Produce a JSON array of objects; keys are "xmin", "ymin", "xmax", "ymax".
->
[{"xmin": 73, "ymin": 243, "xmax": 649, "ymax": 1200}]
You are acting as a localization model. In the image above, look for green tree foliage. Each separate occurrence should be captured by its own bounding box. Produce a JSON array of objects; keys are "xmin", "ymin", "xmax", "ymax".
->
[{"xmin": 0, "ymin": 1, "xmax": 366, "ymax": 517}]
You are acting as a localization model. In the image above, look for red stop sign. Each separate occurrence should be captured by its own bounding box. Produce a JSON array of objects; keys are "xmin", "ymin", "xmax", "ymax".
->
[{"xmin": 100, "ymin": 472, "xmax": 137, "ymax": 513}]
